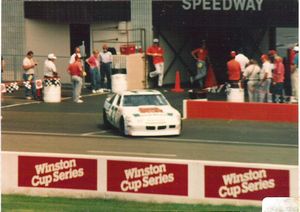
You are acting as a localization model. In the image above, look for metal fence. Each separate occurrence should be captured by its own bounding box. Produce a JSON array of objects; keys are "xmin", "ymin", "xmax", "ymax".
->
[{"xmin": 2, "ymin": 54, "xmax": 72, "ymax": 84}]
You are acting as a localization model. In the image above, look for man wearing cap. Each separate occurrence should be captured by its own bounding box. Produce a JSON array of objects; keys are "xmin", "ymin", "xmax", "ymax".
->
[
  {"xmin": 146, "ymin": 38, "xmax": 165, "ymax": 87},
  {"xmin": 44, "ymin": 53, "xmax": 58, "ymax": 78},
  {"xmin": 22, "ymin": 50, "xmax": 37, "ymax": 100},
  {"xmin": 100, "ymin": 44, "xmax": 113, "ymax": 90},
  {"xmin": 191, "ymin": 40, "xmax": 208, "ymax": 89}
]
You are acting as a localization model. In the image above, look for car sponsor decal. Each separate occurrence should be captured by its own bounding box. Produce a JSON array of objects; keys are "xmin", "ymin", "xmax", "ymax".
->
[
  {"xmin": 107, "ymin": 160, "xmax": 188, "ymax": 196},
  {"xmin": 139, "ymin": 108, "xmax": 163, "ymax": 113},
  {"xmin": 18, "ymin": 156, "xmax": 97, "ymax": 190},
  {"xmin": 205, "ymin": 166, "xmax": 289, "ymax": 200}
]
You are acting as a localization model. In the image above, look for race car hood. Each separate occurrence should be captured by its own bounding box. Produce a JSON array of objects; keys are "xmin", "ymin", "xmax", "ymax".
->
[{"xmin": 122, "ymin": 106, "xmax": 179, "ymax": 117}]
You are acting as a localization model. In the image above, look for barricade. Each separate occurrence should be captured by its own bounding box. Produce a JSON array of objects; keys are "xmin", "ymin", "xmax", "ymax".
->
[
  {"xmin": 111, "ymin": 69, "xmax": 127, "ymax": 94},
  {"xmin": 43, "ymin": 77, "xmax": 61, "ymax": 103}
]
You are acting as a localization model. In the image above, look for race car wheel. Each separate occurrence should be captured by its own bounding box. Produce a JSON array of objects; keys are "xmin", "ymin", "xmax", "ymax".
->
[
  {"xmin": 119, "ymin": 117, "xmax": 126, "ymax": 135},
  {"xmin": 103, "ymin": 109, "xmax": 110, "ymax": 128}
]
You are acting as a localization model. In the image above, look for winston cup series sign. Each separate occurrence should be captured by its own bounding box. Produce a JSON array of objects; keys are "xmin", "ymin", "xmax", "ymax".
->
[
  {"xmin": 107, "ymin": 160, "xmax": 188, "ymax": 196},
  {"xmin": 18, "ymin": 156, "xmax": 97, "ymax": 190},
  {"xmin": 205, "ymin": 166, "xmax": 289, "ymax": 200}
]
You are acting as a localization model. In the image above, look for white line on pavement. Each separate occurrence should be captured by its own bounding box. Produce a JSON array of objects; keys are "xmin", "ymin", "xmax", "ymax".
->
[
  {"xmin": 1, "ymin": 101, "xmax": 42, "ymax": 109},
  {"xmin": 87, "ymin": 150, "xmax": 177, "ymax": 157},
  {"xmin": 2, "ymin": 130, "xmax": 297, "ymax": 148},
  {"xmin": 81, "ymin": 130, "xmax": 107, "ymax": 136}
]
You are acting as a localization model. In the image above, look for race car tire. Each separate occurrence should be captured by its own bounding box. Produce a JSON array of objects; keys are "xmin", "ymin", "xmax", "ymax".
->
[
  {"xmin": 119, "ymin": 117, "xmax": 126, "ymax": 136},
  {"xmin": 103, "ymin": 109, "xmax": 110, "ymax": 128}
]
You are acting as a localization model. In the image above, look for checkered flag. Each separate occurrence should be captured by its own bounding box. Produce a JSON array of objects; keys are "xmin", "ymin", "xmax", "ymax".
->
[
  {"xmin": 6, "ymin": 82, "xmax": 19, "ymax": 93},
  {"xmin": 53, "ymin": 79, "xmax": 61, "ymax": 86},
  {"xmin": 44, "ymin": 79, "xmax": 52, "ymax": 87},
  {"xmin": 23, "ymin": 81, "xmax": 32, "ymax": 89},
  {"xmin": 44, "ymin": 78, "xmax": 61, "ymax": 87}
]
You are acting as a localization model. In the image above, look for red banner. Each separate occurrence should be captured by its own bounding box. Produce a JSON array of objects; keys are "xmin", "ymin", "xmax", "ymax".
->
[
  {"xmin": 205, "ymin": 166, "xmax": 289, "ymax": 200},
  {"xmin": 18, "ymin": 156, "xmax": 97, "ymax": 190},
  {"xmin": 107, "ymin": 160, "xmax": 188, "ymax": 196}
]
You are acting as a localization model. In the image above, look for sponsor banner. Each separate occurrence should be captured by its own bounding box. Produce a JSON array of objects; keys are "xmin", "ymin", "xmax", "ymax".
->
[
  {"xmin": 205, "ymin": 166, "xmax": 289, "ymax": 200},
  {"xmin": 107, "ymin": 160, "xmax": 188, "ymax": 196},
  {"xmin": 18, "ymin": 156, "xmax": 97, "ymax": 190}
]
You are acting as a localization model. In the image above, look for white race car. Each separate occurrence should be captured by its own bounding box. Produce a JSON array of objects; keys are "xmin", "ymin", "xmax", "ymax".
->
[{"xmin": 103, "ymin": 90, "xmax": 181, "ymax": 136}]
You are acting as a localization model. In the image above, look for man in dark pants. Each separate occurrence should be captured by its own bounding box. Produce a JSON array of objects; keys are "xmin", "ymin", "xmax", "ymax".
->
[{"xmin": 100, "ymin": 44, "xmax": 113, "ymax": 90}]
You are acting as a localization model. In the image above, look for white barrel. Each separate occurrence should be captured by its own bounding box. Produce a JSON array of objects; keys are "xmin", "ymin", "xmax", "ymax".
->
[
  {"xmin": 227, "ymin": 88, "xmax": 244, "ymax": 102},
  {"xmin": 111, "ymin": 74, "xmax": 127, "ymax": 94},
  {"xmin": 43, "ymin": 78, "xmax": 61, "ymax": 103}
]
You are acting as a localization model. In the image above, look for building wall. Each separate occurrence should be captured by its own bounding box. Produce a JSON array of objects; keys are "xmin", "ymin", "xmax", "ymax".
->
[
  {"xmin": 2, "ymin": 0, "xmax": 25, "ymax": 81},
  {"xmin": 25, "ymin": 19, "xmax": 70, "ymax": 82}
]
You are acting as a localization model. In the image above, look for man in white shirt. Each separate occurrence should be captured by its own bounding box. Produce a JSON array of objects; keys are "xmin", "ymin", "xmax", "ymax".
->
[
  {"xmin": 44, "ymin": 53, "xmax": 57, "ymax": 78},
  {"xmin": 235, "ymin": 51, "xmax": 249, "ymax": 73},
  {"xmin": 69, "ymin": 47, "xmax": 81, "ymax": 64},
  {"xmin": 259, "ymin": 54, "xmax": 273, "ymax": 102},
  {"xmin": 22, "ymin": 50, "xmax": 37, "ymax": 100},
  {"xmin": 100, "ymin": 44, "xmax": 113, "ymax": 89}
]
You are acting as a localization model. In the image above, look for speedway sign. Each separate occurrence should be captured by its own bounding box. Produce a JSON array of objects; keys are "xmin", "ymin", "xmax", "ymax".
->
[{"xmin": 182, "ymin": 0, "xmax": 264, "ymax": 11}]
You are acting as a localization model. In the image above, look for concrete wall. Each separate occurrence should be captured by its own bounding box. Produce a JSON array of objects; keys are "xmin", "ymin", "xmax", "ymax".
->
[{"xmin": 2, "ymin": 151, "xmax": 298, "ymax": 206}]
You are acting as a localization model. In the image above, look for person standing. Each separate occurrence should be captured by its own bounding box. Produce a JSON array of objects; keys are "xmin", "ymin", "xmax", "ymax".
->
[
  {"xmin": 259, "ymin": 54, "xmax": 273, "ymax": 102},
  {"xmin": 100, "ymin": 44, "xmax": 113, "ymax": 90},
  {"xmin": 69, "ymin": 47, "xmax": 81, "ymax": 64},
  {"xmin": 243, "ymin": 59, "xmax": 261, "ymax": 102},
  {"xmin": 86, "ymin": 49, "xmax": 101, "ymax": 93},
  {"xmin": 235, "ymin": 50, "xmax": 250, "ymax": 73},
  {"xmin": 272, "ymin": 56, "xmax": 285, "ymax": 103},
  {"xmin": 191, "ymin": 40, "xmax": 208, "ymax": 89},
  {"xmin": 227, "ymin": 51, "xmax": 241, "ymax": 88},
  {"xmin": 67, "ymin": 54, "xmax": 84, "ymax": 103},
  {"xmin": 291, "ymin": 46, "xmax": 298, "ymax": 102},
  {"xmin": 22, "ymin": 51, "xmax": 37, "ymax": 100},
  {"xmin": 146, "ymin": 38, "xmax": 165, "ymax": 87},
  {"xmin": 44, "ymin": 53, "xmax": 58, "ymax": 78}
]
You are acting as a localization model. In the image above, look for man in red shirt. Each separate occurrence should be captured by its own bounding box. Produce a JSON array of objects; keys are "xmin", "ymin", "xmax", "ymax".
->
[
  {"xmin": 146, "ymin": 38, "xmax": 165, "ymax": 87},
  {"xmin": 227, "ymin": 51, "xmax": 241, "ymax": 88},
  {"xmin": 191, "ymin": 40, "xmax": 208, "ymax": 89},
  {"xmin": 272, "ymin": 56, "xmax": 285, "ymax": 103},
  {"xmin": 67, "ymin": 54, "xmax": 84, "ymax": 103}
]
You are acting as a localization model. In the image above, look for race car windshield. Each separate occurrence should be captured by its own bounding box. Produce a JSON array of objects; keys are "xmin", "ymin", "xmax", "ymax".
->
[{"xmin": 122, "ymin": 94, "xmax": 168, "ymax": 106}]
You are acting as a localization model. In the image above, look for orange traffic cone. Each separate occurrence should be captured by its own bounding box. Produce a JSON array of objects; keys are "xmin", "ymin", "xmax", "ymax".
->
[{"xmin": 171, "ymin": 70, "xmax": 184, "ymax": 92}]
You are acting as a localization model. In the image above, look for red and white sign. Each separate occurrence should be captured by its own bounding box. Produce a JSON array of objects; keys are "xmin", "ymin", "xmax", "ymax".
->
[
  {"xmin": 205, "ymin": 166, "xmax": 290, "ymax": 200},
  {"xmin": 35, "ymin": 79, "xmax": 43, "ymax": 89},
  {"xmin": 18, "ymin": 156, "xmax": 97, "ymax": 190},
  {"xmin": 1, "ymin": 83, "xmax": 6, "ymax": 93},
  {"xmin": 107, "ymin": 160, "xmax": 188, "ymax": 196}
]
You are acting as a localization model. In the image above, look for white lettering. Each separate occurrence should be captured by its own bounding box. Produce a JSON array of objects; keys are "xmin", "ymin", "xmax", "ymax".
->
[
  {"xmin": 31, "ymin": 175, "xmax": 52, "ymax": 187},
  {"xmin": 182, "ymin": 0, "xmax": 192, "ymax": 10},
  {"xmin": 202, "ymin": 0, "xmax": 211, "ymax": 10},
  {"xmin": 256, "ymin": 0, "xmax": 263, "ymax": 11},
  {"xmin": 182, "ymin": 0, "xmax": 264, "ymax": 11},
  {"xmin": 233, "ymin": 0, "xmax": 246, "ymax": 11},
  {"xmin": 213, "ymin": 0, "xmax": 221, "ymax": 10},
  {"xmin": 193, "ymin": 0, "xmax": 202, "ymax": 10},
  {"xmin": 245, "ymin": 0, "xmax": 256, "ymax": 11}
]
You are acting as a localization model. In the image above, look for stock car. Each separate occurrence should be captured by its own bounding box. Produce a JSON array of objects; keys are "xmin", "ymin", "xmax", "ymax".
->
[{"xmin": 102, "ymin": 90, "xmax": 182, "ymax": 136}]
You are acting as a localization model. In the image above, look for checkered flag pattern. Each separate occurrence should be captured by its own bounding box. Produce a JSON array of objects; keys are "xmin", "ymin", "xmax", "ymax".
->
[
  {"xmin": 6, "ymin": 82, "xmax": 19, "ymax": 93},
  {"xmin": 44, "ymin": 78, "xmax": 61, "ymax": 87},
  {"xmin": 23, "ymin": 81, "xmax": 32, "ymax": 89}
]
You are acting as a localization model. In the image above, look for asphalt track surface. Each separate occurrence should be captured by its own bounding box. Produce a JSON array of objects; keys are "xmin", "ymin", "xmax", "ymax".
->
[{"xmin": 1, "ymin": 88, "xmax": 298, "ymax": 165}]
